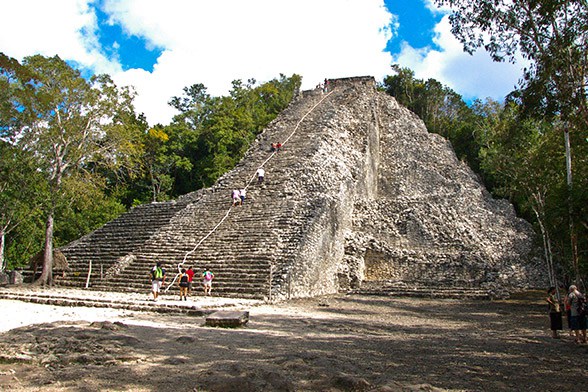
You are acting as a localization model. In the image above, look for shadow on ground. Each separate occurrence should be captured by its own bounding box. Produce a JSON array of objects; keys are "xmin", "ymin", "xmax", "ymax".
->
[{"xmin": 0, "ymin": 292, "xmax": 585, "ymax": 392}]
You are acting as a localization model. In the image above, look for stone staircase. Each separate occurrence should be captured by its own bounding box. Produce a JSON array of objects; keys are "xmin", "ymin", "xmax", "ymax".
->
[
  {"xmin": 0, "ymin": 286, "xmax": 262, "ymax": 315},
  {"xmin": 55, "ymin": 196, "xmax": 199, "ymax": 286},
  {"xmin": 351, "ymin": 281, "xmax": 492, "ymax": 300},
  {"xmin": 55, "ymin": 85, "xmax": 346, "ymax": 300}
]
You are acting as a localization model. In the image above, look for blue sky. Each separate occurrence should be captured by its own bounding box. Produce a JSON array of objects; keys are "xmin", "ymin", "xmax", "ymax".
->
[
  {"xmin": 385, "ymin": 1, "xmax": 443, "ymax": 53},
  {"xmin": 0, "ymin": 0, "xmax": 524, "ymax": 125},
  {"xmin": 94, "ymin": 7, "xmax": 163, "ymax": 72}
]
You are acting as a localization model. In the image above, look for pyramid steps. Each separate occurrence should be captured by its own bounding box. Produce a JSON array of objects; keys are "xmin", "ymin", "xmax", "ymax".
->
[
  {"xmin": 351, "ymin": 281, "xmax": 492, "ymax": 300},
  {"xmin": 0, "ymin": 287, "xmax": 262, "ymax": 314},
  {"xmin": 55, "ymin": 86, "xmax": 337, "ymax": 299}
]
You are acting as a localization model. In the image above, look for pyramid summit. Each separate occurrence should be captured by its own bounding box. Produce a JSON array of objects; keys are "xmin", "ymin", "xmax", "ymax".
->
[{"xmin": 57, "ymin": 76, "xmax": 544, "ymax": 299}]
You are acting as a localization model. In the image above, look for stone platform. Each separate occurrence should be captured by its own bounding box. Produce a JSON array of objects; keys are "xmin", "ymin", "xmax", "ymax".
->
[
  {"xmin": 205, "ymin": 310, "xmax": 250, "ymax": 327},
  {"xmin": 0, "ymin": 285, "xmax": 263, "ymax": 316}
]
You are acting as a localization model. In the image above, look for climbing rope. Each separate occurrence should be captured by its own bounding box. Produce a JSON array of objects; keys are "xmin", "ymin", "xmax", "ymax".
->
[
  {"xmin": 242, "ymin": 89, "xmax": 336, "ymax": 189},
  {"xmin": 165, "ymin": 88, "xmax": 336, "ymax": 291}
]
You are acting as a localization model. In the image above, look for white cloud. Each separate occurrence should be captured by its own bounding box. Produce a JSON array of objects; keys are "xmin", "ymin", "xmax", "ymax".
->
[
  {"xmin": 423, "ymin": 0, "xmax": 452, "ymax": 14},
  {"xmin": 100, "ymin": 0, "xmax": 394, "ymax": 124},
  {"xmin": 1, "ymin": 0, "xmax": 395, "ymax": 125},
  {"xmin": 393, "ymin": 14, "xmax": 526, "ymax": 101},
  {"xmin": 0, "ymin": 0, "xmax": 120, "ymax": 73},
  {"xmin": 0, "ymin": 0, "xmax": 529, "ymax": 125},
  {"xmin": 6, "ymin": 1, "xmax": 525, "ymax": 125}
]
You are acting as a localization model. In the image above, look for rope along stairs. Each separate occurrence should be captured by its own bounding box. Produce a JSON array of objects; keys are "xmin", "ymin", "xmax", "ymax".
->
[{"xmin": 56, "ymin": 87, "xmax": 337, "ymax": 300}]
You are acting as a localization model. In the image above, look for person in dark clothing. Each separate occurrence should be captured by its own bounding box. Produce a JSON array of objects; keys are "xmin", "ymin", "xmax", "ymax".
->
[
  {"xmin": 179, "ymin": 268, "xmax": 189, "ymax": 301},
  {"xmin": 546, "ymin": 287, "xmax": 562, "ymax": 338}
]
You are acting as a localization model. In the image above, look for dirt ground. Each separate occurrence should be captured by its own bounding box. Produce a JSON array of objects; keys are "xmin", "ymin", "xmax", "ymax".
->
[{"xmin": 0, "ymin": 291, "xmax": 586, "ymax": 392}]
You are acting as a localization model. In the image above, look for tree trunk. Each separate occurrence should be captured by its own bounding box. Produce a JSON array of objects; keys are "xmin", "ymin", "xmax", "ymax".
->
[
  {"xmin": 532, "ymin": 192, "xmax": 556, "ymax": 289},
  {"xmin": 0, "ymin": 228, "xmax": 5, "ymax": 273},
  {"xmin": 35, "ymin": 212, "xmax": 54, "ymax": 286},
  {"xmin": 150, "ymin": 167, "xmax": 157, "ymax": 202},
  {"xmin": 564, "ymin": 128, "xmax": 580, "ymax": 283}
]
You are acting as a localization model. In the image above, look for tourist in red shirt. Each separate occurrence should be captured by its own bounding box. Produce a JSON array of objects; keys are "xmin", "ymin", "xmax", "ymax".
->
[{"xmin": 186, "ymin": 266, "xmax": 195, "ymax": 293}]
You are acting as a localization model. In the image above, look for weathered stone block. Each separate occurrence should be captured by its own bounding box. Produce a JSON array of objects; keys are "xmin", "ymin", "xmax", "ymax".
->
[
  {"xmin": 9, "ymin": 270, "xmax": 23, "ymax": 285},
  {"xmin": 205, "ymin": 311, "xmax": 249, "ymax": 327}
]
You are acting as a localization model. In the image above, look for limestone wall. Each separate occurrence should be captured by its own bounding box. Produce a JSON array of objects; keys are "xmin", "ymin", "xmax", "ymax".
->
[{"xmin": 340, "ymin": 90, "xmax": 544, "ymax": 292}]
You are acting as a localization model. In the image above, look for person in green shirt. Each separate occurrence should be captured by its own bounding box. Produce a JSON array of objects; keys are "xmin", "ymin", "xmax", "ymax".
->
[{"xmin": 149, "ymin": 262, "xmax": 166, "ymax": 301}]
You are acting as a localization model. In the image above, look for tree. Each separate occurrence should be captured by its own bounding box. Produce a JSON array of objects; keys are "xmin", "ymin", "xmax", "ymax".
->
[
  {"xmin": 477, "ymin": 103, "xmax": 561, "ymax": 281},
  {"xmin": 141, "ymin": 126, "xmax": 192, "ymax": 202},
  {"xmin": 383, "ymin": 65, "xmax": 420, "ymax": 108},
  {"xmin": 0, "ymin": 142, "xmax": 47, "ymax": 271},
  {"xmin": 436, "ymin": 0, "xmax": 588, "ymax": 283},
  {"xmin": 0, "ymin": 54, "xmax": 142, "ymax": 285},
  {"xmin": 168, "ymin": 83, "xmax": 212, "ymax": 129},
  {"xmin": 476, "ymin": 98, "xmax": 588, "ymax": 285},
  {"xmin": 436, "ymin": 0, "xmax": 588, "ymax": 123}
]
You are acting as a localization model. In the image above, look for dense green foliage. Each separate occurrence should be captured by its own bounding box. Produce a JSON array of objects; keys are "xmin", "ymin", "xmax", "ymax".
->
[
  {"xmin": 435, "ymin": 0, "xmax": 588, "ymax": 285},
  {"xmin": 0, "ymin": 142, "xmax": 47, "ymax": 271},
  {"xmin": 436, "ymin": 0, "xmax": 588, "ymax": 130},
  {"xmin": 0, "ymin": 54, "xmax": 142, "ymax": 282},
  {"xmin": 118, "ymin": 74, "xmax": 301, "ymax": 205}
]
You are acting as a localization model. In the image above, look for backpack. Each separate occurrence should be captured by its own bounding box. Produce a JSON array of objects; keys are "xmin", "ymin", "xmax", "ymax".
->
[
  {"xmin": 151, "ymin": 267, "xmax": 163, "ymax": 280},
  {"xmin": 578, "ymin": 295, "xmax": 587, "ymax": 316},
  {"xmin": 179, "ymin": 273, "xmax": 189, "ymax": 287}
]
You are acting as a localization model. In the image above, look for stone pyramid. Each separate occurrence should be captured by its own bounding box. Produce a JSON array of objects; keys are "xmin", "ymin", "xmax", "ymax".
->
[{"xmin": 57, "ymin": 77, "xmax": 543, "ymax": 299}]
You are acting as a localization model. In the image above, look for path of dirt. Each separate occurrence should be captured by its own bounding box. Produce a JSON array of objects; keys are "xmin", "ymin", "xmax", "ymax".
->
[{"xmin": 0, "ymin": 291, "xmax": 586, "ymax": 391}]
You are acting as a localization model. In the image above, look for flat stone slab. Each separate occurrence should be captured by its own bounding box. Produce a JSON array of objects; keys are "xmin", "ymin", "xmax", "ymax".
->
[{"xmin": 205, "ymin": 310, "xmax": 249, "ymax": 327}]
